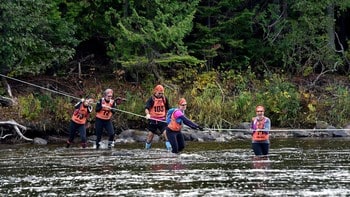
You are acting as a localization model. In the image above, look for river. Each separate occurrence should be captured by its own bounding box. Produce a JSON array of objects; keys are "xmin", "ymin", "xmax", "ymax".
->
[{"xmin": 0, "ymin": 138, "xmax": 349, "ymax": 196}]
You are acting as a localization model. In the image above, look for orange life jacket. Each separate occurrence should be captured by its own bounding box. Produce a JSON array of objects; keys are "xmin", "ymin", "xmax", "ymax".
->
[
  {"xmin": 71, "ymin": 104, "xmax": 89, "ymax": 124},
  {"xmin": 149, "ymin": 96, "xmax": 166, "ymax": 120},
  {"xmin": 168, "ymin": 109, "xmax": 182, "ymax": 132},
  {"xmin": 252, "ymin": 117, "xmax": 269, "ymax": 141},
  {"xmin": 96, "ymin": 98, "xmax": 114, "ymax": 120}
]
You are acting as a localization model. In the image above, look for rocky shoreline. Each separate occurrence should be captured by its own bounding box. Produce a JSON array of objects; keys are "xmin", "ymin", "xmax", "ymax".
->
[
  {"xmin": 34, "ymin": 122, "xmax": 350, "ymax": 146},
  {"xmin": 2, "ymin": 120, "xmax": 350, "ymax": 146}
]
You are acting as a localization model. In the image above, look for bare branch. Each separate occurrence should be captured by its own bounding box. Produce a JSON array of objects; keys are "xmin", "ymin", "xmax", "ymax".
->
[{"xmin": 0, "ymin": 120, "xmax": 32, "ymax": 142}]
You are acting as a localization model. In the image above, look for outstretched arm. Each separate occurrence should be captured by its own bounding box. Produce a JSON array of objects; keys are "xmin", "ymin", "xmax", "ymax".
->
[{"xmin": 179, "ymin": 115, "xmax": 200, "ymax": 130}]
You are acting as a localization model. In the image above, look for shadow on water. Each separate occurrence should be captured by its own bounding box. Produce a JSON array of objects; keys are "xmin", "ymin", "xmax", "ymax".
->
[{"xmin": 0, "ymin": 138, "xmax": 350, "ymax": 196}]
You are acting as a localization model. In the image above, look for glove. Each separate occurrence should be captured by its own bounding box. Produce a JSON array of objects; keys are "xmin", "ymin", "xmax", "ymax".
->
[
  {"xmin": 198, "ymin": 125, "xmax": 204, "ymax": 131},
  {"xmin": 116, "ymin": 97, "xmax": 127, "ymax": 105},
  {"xmin": 116, "ymin": 97, "xmax": 122, "ymax": 105},
  {"xmin": 146, "ymin": 114, "xmax": 151, "ymax": 119}
]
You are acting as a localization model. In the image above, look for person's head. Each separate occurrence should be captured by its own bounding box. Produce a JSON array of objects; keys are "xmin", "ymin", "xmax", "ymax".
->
[
  {"xmin": 178, "ymin": 98, "xmax": 187, "ymax": 110},
  {"xmin": 103, "ymin": 89, "xmax": 113, "ymax": 100},
  {"xmin": 255, "ymin": 105, "xmax": 265, "ymax": 118},
  {"xmin": 83, "ymin": 96, "xmax": 94, "ymax": 106},
  {"xmin": 153, "ymin": 85, "xmax": 164, "ymax": 98}
]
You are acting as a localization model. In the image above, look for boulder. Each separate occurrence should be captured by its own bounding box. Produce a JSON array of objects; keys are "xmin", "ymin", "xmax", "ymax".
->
[
  {"xmin": 33, "ymin": 137, "xmax": 47, "ymax": 145},
  {"xmin": 292, "ymin": 130, "xmax": 310, "ymax": 137}
]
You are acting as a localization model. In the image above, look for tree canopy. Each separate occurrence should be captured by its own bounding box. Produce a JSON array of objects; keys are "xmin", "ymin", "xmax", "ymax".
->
[
  {"xmin": 0, "ymin": 0, "xmax": 349, "ymax": 77},
  {"xmin": 2, "ymin": 0, "xmax": 350, "ymax": 129},
  {"xmin": 0, "ymin": 0, "xmax": 77, "ymax": 76}
]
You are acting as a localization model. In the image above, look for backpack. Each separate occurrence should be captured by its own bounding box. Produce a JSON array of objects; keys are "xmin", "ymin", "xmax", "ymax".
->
[{"xmin": 166, "ymin": 108, "xmax": 177, "ymax": 124}]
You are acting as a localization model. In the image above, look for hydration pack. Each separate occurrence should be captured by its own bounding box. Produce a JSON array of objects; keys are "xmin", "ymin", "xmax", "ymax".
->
[{"xmin": 166, "ymin": 108, "xmax": 177, "ymax": 124}]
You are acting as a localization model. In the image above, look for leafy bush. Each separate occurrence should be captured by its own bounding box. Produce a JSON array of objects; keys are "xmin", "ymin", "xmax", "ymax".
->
[{"xmin": 18, "ymin": 94, "xmax": 42, "ymax": 120}]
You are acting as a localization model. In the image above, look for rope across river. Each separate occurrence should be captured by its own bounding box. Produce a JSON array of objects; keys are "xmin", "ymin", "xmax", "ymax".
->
[
  {"xmin": 1, "ymin": 73, "xmax": 349, "ymax": 132},
  {"xmin": 0, "ymin": 73, "xmax": 162, "ymax": 122}
]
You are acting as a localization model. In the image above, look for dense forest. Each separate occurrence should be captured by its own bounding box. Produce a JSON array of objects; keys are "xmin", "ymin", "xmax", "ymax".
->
[{"xmin": 1, "ymin": 0, "xmax": 350, "ymax": 131}]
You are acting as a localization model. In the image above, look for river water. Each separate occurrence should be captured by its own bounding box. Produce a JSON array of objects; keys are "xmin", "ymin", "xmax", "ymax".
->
[{"xmin": 0, "ymin": 138, "xmax": 349, "ymax": 196}]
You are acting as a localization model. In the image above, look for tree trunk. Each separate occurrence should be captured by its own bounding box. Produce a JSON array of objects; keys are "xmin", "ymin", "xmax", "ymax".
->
[
  {"xmin": 0, "ymin": 76, "xmax": 16, "ymax": 106},
  {"xmin": 327, "ymin": 4, "xmax": 335, "ymax": 49}
]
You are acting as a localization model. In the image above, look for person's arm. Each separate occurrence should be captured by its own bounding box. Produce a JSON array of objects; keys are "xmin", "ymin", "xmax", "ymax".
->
[
  {"xmin": 174, "ymin": 111, "xmax": 201, "ymax": 130},
  {"xmin": 111, "ymin": 100, "xmax": 117, "ymax": 114},
  {"xmin": 145, "ymin": 97, "xmax": 153, "ymax": 111},
  {"xmin": 264, "ymin": 118, "xmax": 271, "ymax": 133},
  {"xmin": 84, "ymin": 105, "xmax": 92, "ymax": 121},
  {"xmin": 144, "ymin": 97, "xmax": 153, "ymax": 118},
  {"xmin": 87, "ymin": 105, "xmax": 93, "ymax": 113},
  {"xmin": 164, "ymin": 97, "xmax": 170, "ymax": 111},
  {"xmin": 74, "ymin": 101, "xmax": 82, "ymax": 109},
  {"xmin": 72, "ymin": 102, "xmax": 82, "ymax": 115},
  {"xmin": 180, "ymin": 116, "xmax": 200, "ymax": 129},
  {"xmin": 95, "ymin": 99, "xmax": 102, "ymax": 112}
]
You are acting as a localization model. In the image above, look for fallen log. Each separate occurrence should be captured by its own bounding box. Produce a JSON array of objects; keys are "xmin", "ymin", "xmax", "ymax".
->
[
  {"xmin": 0, "ymin": 120, "xmax": 33, "ymax": 141},
  {"xmin": 0, "ymin": 95, "xmax": 15, "ymax": 106}
]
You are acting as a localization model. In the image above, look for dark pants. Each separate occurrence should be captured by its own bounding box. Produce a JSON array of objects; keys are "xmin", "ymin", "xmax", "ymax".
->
[
  {"xmin": 166, "ymin": 128, "xmax": 185, "ymax": 154},
  {"xmin": 252, "ymin": 142, "xmax": 269, "ymax": 156},
  {"xmin": 148, "ymin": 120, "xmax": 167, "ymax": 135},
  {"xmin": 68, "ymin": 120, "xmax": 86, "ymax": 144},
  {"xmin": 95, "ymin": 118, "xmax": 115, "ymax": 146}
]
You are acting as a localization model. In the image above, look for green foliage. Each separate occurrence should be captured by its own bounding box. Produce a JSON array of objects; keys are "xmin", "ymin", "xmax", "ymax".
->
[
  {"xmin": 188, "ymin": 72, "xmax": 302, "ymax": 128},
  {"xmin": 0, "ymin": 0, "xmax": 78, "ymax": 76},
  {"xmin": 52, "ymin": 97, "xmax": 72, "ymax": 122},
  {"xmin": 253, "ymin": 74, "xmax": 301, "ymax": 127},
  {"xmin": 18, "ymin": 94, "xmax": 42, "ymax": 120},
  {"xmin": 256, "ymin": 0, "xmax": 344, "ymax": 75},
  {"xmin": 191, "ymin": 0, "xmax": 267, "ymax": 71},
  {"xmin": 118, "ymin": 91, "xmax": 145, "ymax": 121},
  {"xmin": 108, "ymin": 0, "xmax": 201, "ymax": 76},
  {"xmin": 191, "ymin": 87, "xmax": 227, "ymax": 129},
  {"xmin": 319, "ymin": 85, "xmax": 350, "ymax": 126},
  {"xmin": 231, "ymin": 91, "xmax": 255, "ymax": 121},
  {"xmin": 171, "ymin": 67, "xmax": 200, "ymax": 88},
  {"xmin": 221, "ymin": 69, "xmax": 256, "ymax": 96},
  {"xmin": 2, "ymin": 0, "xmax": 350, "ymax": 131}
]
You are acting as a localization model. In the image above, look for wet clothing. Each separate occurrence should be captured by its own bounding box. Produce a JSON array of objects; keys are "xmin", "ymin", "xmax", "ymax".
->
[
  {"xmin": 252, "ymin": 143, "xmax": 269, "ymax": 156},
  {"xmin": 68, "ymin": 120, "xmax": 88, "ymax": 148},
  {"xmin": 145, "ymin": 96, "xmax": 170, "ymax": 135},
  {"xmin": 67, "ymin": 101, "xmax": 92, "ymax": 148},
  {"xmin": 95, "ymin": 118, "xmax": 115, "ymax": 146},
  {"xmin": 95, "ymin": 98, "xmax": 118, "ymax": 148},
  {"xmin": 251, "ymin": 116, "xmax": 271, "ymax": 156},
  {"xmin": 166, "ymin": 129, "xmax": 185, "ymax": 153},
  {"xmin": 165, "ymin": 108, "xmax": 200, "ymax": 153}
]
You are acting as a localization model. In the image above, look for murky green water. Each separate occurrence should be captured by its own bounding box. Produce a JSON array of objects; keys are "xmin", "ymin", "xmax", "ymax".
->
[{"xmin": 1, "ymin": 138, "xmax": 350, "ymax": 196}]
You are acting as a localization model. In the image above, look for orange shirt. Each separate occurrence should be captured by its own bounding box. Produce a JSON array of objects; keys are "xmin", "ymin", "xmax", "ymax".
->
[
  {"xmin": 96, "ymin": 98, "xmax": 115, "ymax": 120},
  {"xmin": 252, "ymin": 117, "xmax": 269, "ymax": 141}
]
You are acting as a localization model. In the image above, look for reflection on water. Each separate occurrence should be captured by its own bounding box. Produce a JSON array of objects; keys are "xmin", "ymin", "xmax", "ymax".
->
[{"xmin": 0, "ymin": 139, "xmax": 350, "ymax": 196}]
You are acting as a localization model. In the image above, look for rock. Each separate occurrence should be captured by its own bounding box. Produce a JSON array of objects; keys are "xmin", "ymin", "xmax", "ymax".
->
[
  {"xmin": 343, "ymin": 124, "xmax": 350, "ymax": 135},
  {"xmin": 237, "ymin": 122, "xmax": 251, "ymax": 129},
  {"xmin": 315, "ymin": 121, "xmax": 329, "ymax": 129},
  {"xmin": 312, "ymin": 132, "xmax": 331, "ymax": 137},
  {"xmin": 332, "ymin": 130, "xmax": 348, "ymax": 137},
  {"xmin": 292, "ymin": 130, "xmax": 310, "ymax": 137},
  {"xmin": 215, "ymin": 137, "xmax": 227, "ymax": 142},
  {"xmin": 33, "ymin": 137, "xmax": 47, "ymax": 145}
]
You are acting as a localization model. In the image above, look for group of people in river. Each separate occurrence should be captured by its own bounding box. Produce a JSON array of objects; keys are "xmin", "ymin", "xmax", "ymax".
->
[{"xmin": 66, "ymin": 84, "xmax": 271, "ymax": 156}]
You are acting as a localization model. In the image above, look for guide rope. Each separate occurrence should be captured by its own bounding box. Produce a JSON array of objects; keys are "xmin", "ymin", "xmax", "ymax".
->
[{"xmin": 1, "ymin": 74, "xmax": 349, "ymax": 132}]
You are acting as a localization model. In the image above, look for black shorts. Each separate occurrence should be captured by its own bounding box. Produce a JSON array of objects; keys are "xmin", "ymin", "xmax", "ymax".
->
[{"xmin": 147, "ymin": 120, "xmax": 167, "ymax": 135}]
